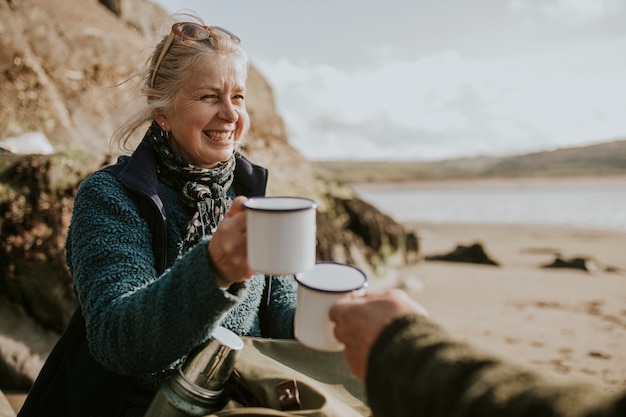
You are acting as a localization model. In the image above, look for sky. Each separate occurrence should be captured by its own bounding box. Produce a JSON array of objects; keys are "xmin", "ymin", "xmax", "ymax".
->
[{"xmin": 153, "ymin": 0, "xmax": 626, "ymax": 161}]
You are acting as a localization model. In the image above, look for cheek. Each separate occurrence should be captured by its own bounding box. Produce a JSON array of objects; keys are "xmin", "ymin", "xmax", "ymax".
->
[{"xmin": 235, "ymin": 109, "xmax": 250, "ymax": 140}]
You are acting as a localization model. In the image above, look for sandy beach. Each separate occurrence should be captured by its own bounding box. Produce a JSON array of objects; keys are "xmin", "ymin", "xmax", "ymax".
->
[{"xmin": 371, "ymin": 221, "xmax": 626, "ymax": 394}]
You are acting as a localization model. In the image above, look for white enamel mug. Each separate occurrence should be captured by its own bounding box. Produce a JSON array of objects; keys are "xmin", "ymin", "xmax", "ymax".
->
[
  {"xmin": 244, "ymin": 196, "xmax": 318, "ymax": 275},
  {"xmin": 295, "ymin": 262, "xmax": 368, "ymax": 351}
]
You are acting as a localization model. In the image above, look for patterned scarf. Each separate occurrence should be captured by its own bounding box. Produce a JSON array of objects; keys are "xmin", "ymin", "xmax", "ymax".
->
[{"xmin": 147, "ymin": 123, "xmax": 235, "ymax": 255}]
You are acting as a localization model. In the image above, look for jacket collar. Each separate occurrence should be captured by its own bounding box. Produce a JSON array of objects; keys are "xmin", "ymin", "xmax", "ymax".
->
[{"xmin": 112, "ymin": 136, "xmax": 269, "ymax": 200}]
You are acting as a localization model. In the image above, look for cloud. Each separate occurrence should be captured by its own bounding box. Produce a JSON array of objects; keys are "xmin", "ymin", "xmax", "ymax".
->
[
  {"xmin": 256, "ymin": 50, "xmax": 495, "ymax": 133},
  {"xmin": 510, "ymin": 0, "xmax": 622, "ymax": 22},
  {"xmin": 251, "ymin": 7, "xmax": 626, "ymax": 162},
  {"xmin": 254, "ymin": 47, "xmax": 626, "ymax": 161}
]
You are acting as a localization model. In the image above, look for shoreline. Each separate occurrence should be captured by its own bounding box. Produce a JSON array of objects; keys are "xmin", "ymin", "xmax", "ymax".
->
[
  {"xmin": 373, "ymin": 221, "xmax": 626, "ymax": 392},
  {"xmin": 351, "ymin": 174, "xmax": 626, "ymax": 189},
  {"xmin": 352, "ymin": 176, "xmax": 626, "ymax": 235}
]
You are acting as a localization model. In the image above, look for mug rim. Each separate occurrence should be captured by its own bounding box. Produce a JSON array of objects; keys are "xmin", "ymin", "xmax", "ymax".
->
[
  {"xmin": 244, "ymin": 196, "xmax": 319, "ymax": 213},
  {"xmin": 295, "ymin": 261, "xmax": 368, "ymax": 293}
]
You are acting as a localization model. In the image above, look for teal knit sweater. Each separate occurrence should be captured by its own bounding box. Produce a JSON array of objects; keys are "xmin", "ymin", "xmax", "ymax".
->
[{"xmin": 65, "ymin": 171, "xmax": 296, "ymax": 395}]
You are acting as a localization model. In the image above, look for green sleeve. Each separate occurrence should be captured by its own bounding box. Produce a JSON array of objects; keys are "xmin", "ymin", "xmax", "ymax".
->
[{"xmin": 366, "ymin": 315, "xmax": 625, "ymax": 417}]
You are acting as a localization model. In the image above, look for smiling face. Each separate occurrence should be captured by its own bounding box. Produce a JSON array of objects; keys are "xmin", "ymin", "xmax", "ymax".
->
[{"xmin": 156, "ymin": 54, "xmax": 249, "ymax": 168}]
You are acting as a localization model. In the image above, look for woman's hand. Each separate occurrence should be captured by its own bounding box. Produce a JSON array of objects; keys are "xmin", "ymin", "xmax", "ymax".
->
[
  {"xmin": 208, "ymin": 196, "xmax": 255, "ymax": 288},
  {"xmin": 329, "ymin": 289, "xmax": 429, "ymax": 380}
]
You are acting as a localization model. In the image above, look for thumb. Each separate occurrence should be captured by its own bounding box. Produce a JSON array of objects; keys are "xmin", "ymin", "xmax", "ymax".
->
[{"xmin": 226, "ymin": 196, "xmax": 248, "ymax": 218}]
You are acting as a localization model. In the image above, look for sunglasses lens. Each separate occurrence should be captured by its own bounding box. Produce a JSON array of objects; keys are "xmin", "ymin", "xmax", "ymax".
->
[
  {"xmin": 176, "ymin": 22, "xmax": 211, "ymax": 40},
  {"xmin": 212, "ymin": 26, "xmax": 241, "ymax": 43}
]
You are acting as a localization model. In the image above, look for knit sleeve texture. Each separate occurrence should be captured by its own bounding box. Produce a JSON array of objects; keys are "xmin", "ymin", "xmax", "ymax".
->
[
  {"xmin": 366, "ymin": 314, "xmax": 625, "ymax": 417},
  {"xmin": 66, "ymin": 171, "xmax": 294, "ymax": 377},
  {"xmin": 267, "ymin": 275, "xmax": 297, "ymax": 339}
]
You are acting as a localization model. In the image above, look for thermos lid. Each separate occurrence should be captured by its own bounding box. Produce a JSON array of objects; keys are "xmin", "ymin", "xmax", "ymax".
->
[{"xmin": 211, "ymin": 326, "xmax": 244, "ymax": 351}]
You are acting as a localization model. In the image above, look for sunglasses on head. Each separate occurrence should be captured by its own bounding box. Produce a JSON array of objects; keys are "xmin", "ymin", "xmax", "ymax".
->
[{"xmin": 150, "ymin": 22, "xmax": 240, "ymax": 88}]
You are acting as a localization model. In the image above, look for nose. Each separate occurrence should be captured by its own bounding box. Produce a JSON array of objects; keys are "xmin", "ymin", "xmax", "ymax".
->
[{"xmin": 218, "ymin": 100, "xmax": 238, "ymax": 123}]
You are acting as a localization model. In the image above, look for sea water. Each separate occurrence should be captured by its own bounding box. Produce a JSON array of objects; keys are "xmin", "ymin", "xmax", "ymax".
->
[{"xmin": 353, "ymin": 176, "xmax": 626, "ymax": 231}]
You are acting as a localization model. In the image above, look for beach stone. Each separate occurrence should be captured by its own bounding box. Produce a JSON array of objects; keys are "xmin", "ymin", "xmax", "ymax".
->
[
  {"xmin": 425, "ymin": 242, "xmax": 500, "ymax": 266},
  {"xmin": 404, "ymin": 231, "xmax": 420, "ymax": 264},
  {"xmin": 542, "ymin": 256, "xmax": 600, "ymax": 272},
  {"xmin": 0, "ymin": 390, "xmax": 17, "ymax": 417},
  {"xmin": 0, "ymin": 132, "xmax": 54, "ymax": 155},
  {"xmin": 0, "ymin": 296, "xmax": 61, "ymax": 391}
]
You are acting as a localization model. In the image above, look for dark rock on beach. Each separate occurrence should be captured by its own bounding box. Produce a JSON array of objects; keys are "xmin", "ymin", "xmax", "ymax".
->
[
  {"xmin": 542, "ymin": 256, "xmax": 595, "ymax": 272},
  {"xmin": 425, "ymin": 242, "xmax": 500, "ymax": 266},
  {"xmin": 541, "ymin": 255, "xmax": 621, "ymax": 273}
]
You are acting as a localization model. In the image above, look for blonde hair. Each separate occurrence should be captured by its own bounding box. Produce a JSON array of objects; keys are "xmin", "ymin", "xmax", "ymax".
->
[{"xmin": 111, "ymin": 12, "xmax": 249, "ymax": 151}]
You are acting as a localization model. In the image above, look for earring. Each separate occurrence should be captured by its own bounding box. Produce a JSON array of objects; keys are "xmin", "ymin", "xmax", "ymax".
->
[{"xmin": 157, "ymin": 125, "xmax": 170, "ymax": 141}]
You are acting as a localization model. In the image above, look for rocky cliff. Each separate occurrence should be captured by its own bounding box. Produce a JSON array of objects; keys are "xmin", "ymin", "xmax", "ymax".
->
[{"xmin": 0, "ymin": 0, "xmax": 406, "ymax": 391}]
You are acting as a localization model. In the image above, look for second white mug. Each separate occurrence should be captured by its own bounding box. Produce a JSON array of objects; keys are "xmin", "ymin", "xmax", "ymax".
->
[{"xmin": 295, "ymin": 262, "xmax": 368, "ymax": 351}]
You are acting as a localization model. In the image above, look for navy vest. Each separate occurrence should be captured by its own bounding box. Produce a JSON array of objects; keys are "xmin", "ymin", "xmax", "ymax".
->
[{"xmin": 18, "ymin": 144, "xmax": 268, "ymax": 417}]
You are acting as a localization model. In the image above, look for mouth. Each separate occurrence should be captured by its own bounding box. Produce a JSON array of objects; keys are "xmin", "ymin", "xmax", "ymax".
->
[{"xmin": 203, "ymin": 130, "xmax": 234, "ymax": 143}]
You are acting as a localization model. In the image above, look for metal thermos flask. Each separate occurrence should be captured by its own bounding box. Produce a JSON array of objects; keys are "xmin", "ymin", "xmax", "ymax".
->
[{"xmin": 144, "ymin": 326, "xmax": 244, "ymax": 417}]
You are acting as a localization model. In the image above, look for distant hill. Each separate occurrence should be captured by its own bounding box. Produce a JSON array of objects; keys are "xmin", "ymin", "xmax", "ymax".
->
[{"xmin": 314, "ymin": 139, "xmax": 626, "ymax": 183}]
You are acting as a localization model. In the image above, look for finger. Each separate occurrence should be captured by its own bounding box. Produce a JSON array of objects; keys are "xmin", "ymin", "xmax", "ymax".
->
[
  {"xmin": 226, "ymin": 196, "xmax": 248, "ymax": 217},
  {"xmin": 329, "ymin": 296, "xmax": 355, "ymax": 321},
  {"xmin": 329, "ymin": 292, "xmax": 370, "ymax": 319},
  {"xmin": 343, "ymin": 348, "xmax": 367, "ymax": 380}
]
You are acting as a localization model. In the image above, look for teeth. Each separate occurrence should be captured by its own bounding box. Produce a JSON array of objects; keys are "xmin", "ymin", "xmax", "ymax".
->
[{"xmin": 205, "ymin": 131, "xmax": 231, "ymax": 141}]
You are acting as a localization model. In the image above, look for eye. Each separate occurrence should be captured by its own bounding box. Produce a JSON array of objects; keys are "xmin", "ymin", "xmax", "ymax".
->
[
  {"xmin": 200, "ymin": 94, "xmax": 218, "ymax": 100},
  {"xmin": 233, "ymin": 94, "xmax": 245, "ymax": 101}
]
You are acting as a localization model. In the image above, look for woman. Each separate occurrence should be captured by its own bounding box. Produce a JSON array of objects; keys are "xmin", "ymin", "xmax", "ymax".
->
[
  {"xmin": 330, "ymin": 289, "xmax": 626, "ymax": 417},
  {"xmin": 19, "ymin": 13, "xmax": 296, "ymax": 417}
]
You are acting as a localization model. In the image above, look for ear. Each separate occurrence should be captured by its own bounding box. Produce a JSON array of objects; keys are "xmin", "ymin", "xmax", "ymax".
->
[{"xmin": 152, "ymin": 109, "xmax": 168, "ymax": 131}]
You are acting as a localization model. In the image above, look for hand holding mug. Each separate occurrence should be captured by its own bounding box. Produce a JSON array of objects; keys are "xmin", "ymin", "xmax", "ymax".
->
[
  {"xmin": 208, "ymin": 196, "xmax": 255, "ymax": 288},
  {"xmin": 329, "ymin": 289, "xmax": 429, "ymax": 379}
]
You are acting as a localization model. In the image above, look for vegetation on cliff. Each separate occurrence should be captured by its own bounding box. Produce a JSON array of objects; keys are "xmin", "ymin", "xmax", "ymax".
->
[{"xmin": 315, "ymin": 139, "xmax": 626, "ymax": 183}]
